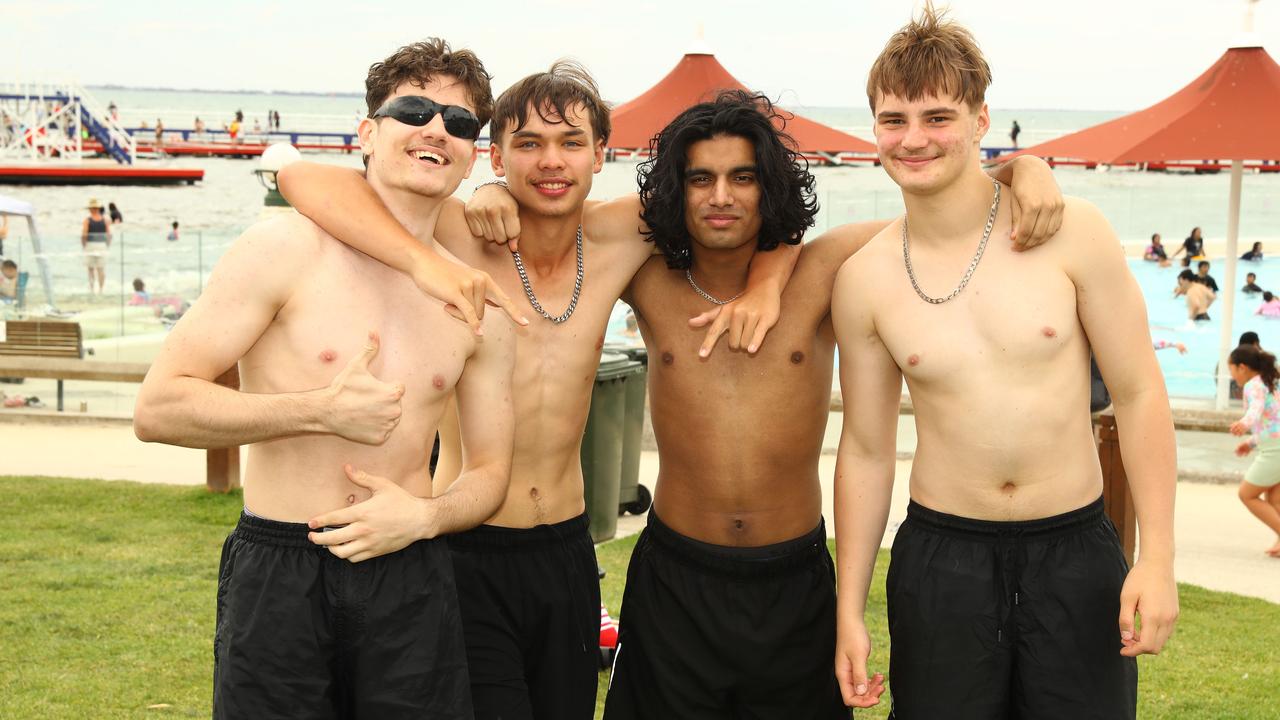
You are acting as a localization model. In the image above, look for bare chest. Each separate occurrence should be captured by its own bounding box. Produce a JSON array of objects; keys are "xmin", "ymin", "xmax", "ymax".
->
[{"xmin": 876, "ymin": 255, "xmax": 1082, "ymax": 385}]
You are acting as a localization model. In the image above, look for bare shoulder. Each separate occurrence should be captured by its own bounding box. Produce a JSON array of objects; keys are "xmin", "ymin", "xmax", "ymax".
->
[
  {"xmin": 836, "ymin": 218, "xmax": 900, "ymax": 282},
  {"xmin": 584, "ymin": 193, "xmax": 645, "ymax": 244},
  {"xmin": 803, "ymin": 220, "xmax": 893, "ymax": 270},
  {"xmin": 222, "ymin": 213, "xmax": 326, "ymax": 269},
  {"xmin": 1056, "ymin": 196, "xmax": 1120, "ymax": 252}
]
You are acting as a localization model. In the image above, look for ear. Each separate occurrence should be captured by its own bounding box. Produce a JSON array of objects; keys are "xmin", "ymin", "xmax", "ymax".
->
[
  {"xmin": 974, "ymin": 103, "xmax": 990, "ymax": 144},
  {"xmin": 490, "ymin": 140, "xmax": 508, "ymax": 178},
  {"xmin": 462, "ymin": 145, "xmax": 479, "ymax": 180},
  {"xmin": 592, "ymin": 137, "xmax": 605, "ymax": 174},
  {"xmin": 357, "ymin": 116, "xmax": 377, "ymax": 158}
]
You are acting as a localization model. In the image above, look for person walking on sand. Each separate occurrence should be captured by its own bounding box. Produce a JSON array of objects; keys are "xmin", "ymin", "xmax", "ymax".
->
[{"xmin": 1227, "ymin": 344, "xmax": 1280, "ymax": 557}]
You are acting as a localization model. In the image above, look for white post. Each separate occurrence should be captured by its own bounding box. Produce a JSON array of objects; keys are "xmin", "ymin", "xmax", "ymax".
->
[{"xmin": 1215, "ymin": 159, "xmax": 1244, "ymax": 409}]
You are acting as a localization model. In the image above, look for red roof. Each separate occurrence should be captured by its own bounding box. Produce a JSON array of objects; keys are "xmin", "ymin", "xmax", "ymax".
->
[
  {"xmin": 608, "ymin": 52, "xmax": 875, "ymax": 154},
  {"xmin": 1007, "ymin": 46, "xmax": 1280, "ymax": 164}
]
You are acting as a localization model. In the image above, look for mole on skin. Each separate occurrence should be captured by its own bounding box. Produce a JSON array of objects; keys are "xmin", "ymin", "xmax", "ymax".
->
[
  {"xmin": 662, "ymin": 352, "xmax": 674, "ymax": 366},
  {"xmin": 319, "ymin": 349, "xmax": 337, "ymax": 363},
  {"xmin": 1042, "ymin": 326, "xmax": 1057, "ymax": 338},
  {"xmin": 907, "ymin": 354, "xmax": 920, "ymax": 367},
  {"xmin": 790, "ymin": 351, "xmax": 805, "ymax": 365}
]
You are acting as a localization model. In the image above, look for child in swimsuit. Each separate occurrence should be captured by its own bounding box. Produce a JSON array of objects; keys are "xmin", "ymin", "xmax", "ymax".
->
[{"xmin": 1227, "ymin": 344, "xmax": 1280, "ymax": 557}]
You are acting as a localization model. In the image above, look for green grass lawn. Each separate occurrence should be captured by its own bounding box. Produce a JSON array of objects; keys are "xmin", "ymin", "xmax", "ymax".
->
[{"xmin": 1, "ymin": 476, "xmax": 1276, "ymax": 719}]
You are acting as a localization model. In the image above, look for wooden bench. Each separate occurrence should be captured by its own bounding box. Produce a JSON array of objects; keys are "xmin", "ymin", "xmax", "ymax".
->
[{"xmin": 0, "ymin": 320, "xmax": 240, "ymax": 493}]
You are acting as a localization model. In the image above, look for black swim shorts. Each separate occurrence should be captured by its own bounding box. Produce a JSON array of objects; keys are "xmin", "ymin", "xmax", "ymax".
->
[
  {"xmin": 212, "ymin": 512, "xmax": 471, "ymax": 720},
  {"xmin": 604, "ymin": 512, "xmax": 848, "ymax": 720},
  {"xmin": 886, "ymin": 496, "xmax": 1137, "ymax": 720},
  {"xmin": 447, "ymin": 513, "xmax": 600, "ymax": 720}
]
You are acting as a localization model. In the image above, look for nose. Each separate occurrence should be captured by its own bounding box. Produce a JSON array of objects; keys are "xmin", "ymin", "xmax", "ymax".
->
[
  {"xmin": 538, "ymin": 143, "xmax": 566, "ymax": 171},
  {"xmin": 901, "ymin": 119, "xmax": 929, "ymax": 151},
  {"xmin": 709, "ymin": 177, "xmax": 733, "ymax": 207},
  {"xmin": 418, "ymin": 112, "xmax": 449, "ymax": 142}
]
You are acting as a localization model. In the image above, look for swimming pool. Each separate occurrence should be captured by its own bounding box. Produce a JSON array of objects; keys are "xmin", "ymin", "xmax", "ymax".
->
[
  {"xmin": 605, "ymin": 257, "xmax": 1275, "ymax": 399},
  {"xmin": 1134, "ymin": 256, "xmax": 1278, "ymax": 398}
]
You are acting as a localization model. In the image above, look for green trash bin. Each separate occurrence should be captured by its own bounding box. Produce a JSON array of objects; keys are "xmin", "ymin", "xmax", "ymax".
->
[
  {"xmin": 581, "ymin": 352, "xmax": 641, "ymax": 542},
  {"xmin": 607, "ymin": 345, "xmax": 651, "ymax": 516}
]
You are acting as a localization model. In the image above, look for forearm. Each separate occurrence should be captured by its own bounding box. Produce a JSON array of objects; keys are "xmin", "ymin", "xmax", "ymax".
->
[
  {"xmin": 834, "ymin": 451, "xmax": 897, "ymax": 618},
  {"xmin": 425, "ymin": 459, "xmax": 509, "ymax": 537},
  {"xmin": 986, "ymin": 154, "xmax": 1044, "ymax": 185},
  {"xmin": 277, "ymin": 162, "xmax": 437, "ymax": 274},
  {"xmin": 134, "ymin": 376, "xmax": 329, "ymax": 448},
  {"xmin": 745, "ymin": 241, "xmax": 800, "ymax": 292},
  {"xmin": 1111, "ymin": 388, "xmax": 1177, "ymax": 563}
]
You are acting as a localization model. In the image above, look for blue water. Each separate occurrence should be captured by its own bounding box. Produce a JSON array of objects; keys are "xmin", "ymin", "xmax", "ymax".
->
[
  {"xmin": 605, "ymin": 258, "xmax": 1273, "ymax": 399},
  {"xmin": 1134, "ymin": 257, "xmax": 1277, "ymax": 398}
]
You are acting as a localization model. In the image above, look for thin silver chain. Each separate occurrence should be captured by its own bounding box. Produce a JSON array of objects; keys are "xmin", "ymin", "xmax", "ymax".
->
[
  {"xmin": 685, "ymin": 268, "xmax": 745, "ymax": 305},
  {"xmin": 902, "ymin": 179, "xmax": 1001, "ymax": 305},
  {"xmin": 512, "ymin": 225, "xmax": 583, "ymax": 324}
]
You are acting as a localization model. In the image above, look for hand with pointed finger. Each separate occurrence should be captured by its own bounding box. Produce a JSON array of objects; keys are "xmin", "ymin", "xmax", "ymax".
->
[
  {"xmin": 307, "ymin": 464, "xmax": 437, "ymax": 562},
  {"xmin": 408, "ymin": 252, "xmax": 528, "ymax": 334},
  {"xmin": 835, "ymin": 617, "xmax": 886, "ymax": 709},
  {"xmin": 1118, "ymin": 558, "xmax": 1179, "ymax": 657},
  {"xmin": 1007, "ymin": 156, "xmax": 1065, "ymax": 250},
  {"xmin": 464, "ymin": 183, "xmax": 523, "ymax": 250},
  {"xmin": 321, "ymin": 331, "xmax": 405, "ymax": 445},
  {"xmin": 688, "ymin": 283, "xmax": 782, "ymax": 358}
]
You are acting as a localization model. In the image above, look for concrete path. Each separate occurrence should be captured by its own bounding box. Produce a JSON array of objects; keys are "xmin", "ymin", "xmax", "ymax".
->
[{"xmin": 3, "ymin": 422, "xmax": 1276, "ymax": 604}]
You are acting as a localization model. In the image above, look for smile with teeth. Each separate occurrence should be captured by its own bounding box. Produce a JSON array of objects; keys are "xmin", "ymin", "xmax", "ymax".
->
[
  {"xmin": 535, "ymin": 181, "xmax": 569, "ymax": 190},
  {"xmin": 411, "ymin": 149, "xmax": 448, "ymax": 165}
]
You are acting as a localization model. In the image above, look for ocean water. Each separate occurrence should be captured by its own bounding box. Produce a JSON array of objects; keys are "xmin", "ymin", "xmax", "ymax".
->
[{"xmin": 4, "ymin": 88, "xmax": 1279, "ymax": 398}]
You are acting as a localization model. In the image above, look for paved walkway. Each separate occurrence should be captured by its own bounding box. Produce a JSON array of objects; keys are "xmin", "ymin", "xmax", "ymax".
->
[{"xmin": 4, "ymin": 421, "xmax": 1276, "ymax": 604}]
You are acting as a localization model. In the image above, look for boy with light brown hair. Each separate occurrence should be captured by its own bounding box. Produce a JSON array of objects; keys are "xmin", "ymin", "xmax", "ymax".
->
[{"xmin": 832, "ymin": 5, "xmax": 1179, "ymax": 718}]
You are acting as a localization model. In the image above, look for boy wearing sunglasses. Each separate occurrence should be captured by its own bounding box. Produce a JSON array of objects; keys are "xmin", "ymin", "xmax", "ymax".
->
[{"xmin": 135, "ymin": 39, "xmax": 515, "ymax": 719}]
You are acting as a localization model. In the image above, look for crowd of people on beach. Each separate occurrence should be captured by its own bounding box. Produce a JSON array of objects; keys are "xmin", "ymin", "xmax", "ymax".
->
[{"xmin": 130, "ymin": 6, "xmax": 1184, "ymax": 719}]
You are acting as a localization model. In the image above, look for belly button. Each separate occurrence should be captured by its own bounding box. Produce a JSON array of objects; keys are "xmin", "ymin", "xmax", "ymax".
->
[
  {"xmin": 733, "ymin": 519, "xmax": 744, "ymax": 530},
  {"xmin": 347, "ymin": 494, "xmax": 356, "ymax": 504},
  {"xmin": 1001, "ymin": 482, "xmax": 1016, "ymax": 493}
]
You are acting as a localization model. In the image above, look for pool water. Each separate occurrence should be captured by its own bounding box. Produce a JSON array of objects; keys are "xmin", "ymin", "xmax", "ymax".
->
[{"xmin": 604, "ymin": 257, "xmax": 1275, "ymax": 400}]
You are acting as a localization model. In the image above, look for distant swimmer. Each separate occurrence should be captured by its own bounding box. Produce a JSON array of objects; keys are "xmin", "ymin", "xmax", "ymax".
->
[
  {"xmin": 1175, "ymin": 268, "xmax": 1215, "ymax": 321},
  {"xmin": 1242, "ymin": 241, "xmax": 1265, "ymax": 262},
  {"xmin": 1010, "ymin": 119, "xmax": 1021, "ymax": 148},
  {"xmin": 1153, "ymin": 339, "xmax": 1188, "ymax": 354},
  {"xmin": 1257, "ymin": 291, "xmax": 1280, "ymax": 318},
  {"xmin": 1173, "ymin": 226, "xmax": 1206, "ymax": 261},
  {"xmin": 1194, "ymin": 260, "xmax": 1220, "ymax": 292},
  {"xmin": 1244, "ymin": 272, "xmax": 1263, "ymax": 294},
  {"xmin": 166, "ymin": 220, "xmax": 179, "ymax": 242},
  {"xmin": 1144, "ymin": 232, "xmax": 1171, "ymax": 267}
]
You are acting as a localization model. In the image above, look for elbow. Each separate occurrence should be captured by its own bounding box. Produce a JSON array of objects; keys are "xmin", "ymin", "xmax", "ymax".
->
[{"xmin": 132, "ymin": 385, "xmax": 174, "ymax": 443}]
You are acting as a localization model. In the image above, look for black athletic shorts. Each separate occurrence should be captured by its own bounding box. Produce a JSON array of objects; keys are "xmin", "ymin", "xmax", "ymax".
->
[
  {"xmin": 886, "ymin": 496, "xmax": 1137, "ymax": 720},
  {"xmin": 447, "ymin": 513, "xmax": 600, "ymax": 720},
  {"xmin": 604, "ymin": 512, "xmax": 848, "ymax": 720},
  {"xmin": 212, "ymin": 512, "xmax": 471, "ymax": 720}
]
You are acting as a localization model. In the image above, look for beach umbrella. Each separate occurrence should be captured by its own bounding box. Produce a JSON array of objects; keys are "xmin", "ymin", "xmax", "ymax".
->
[
  {"xmin": 608, "ymin": 39, "xmax": 875, "ymax": 162},
  {"xmin": 1004, "ymin": 21, "xmax": 1280, "ymax": 409}
]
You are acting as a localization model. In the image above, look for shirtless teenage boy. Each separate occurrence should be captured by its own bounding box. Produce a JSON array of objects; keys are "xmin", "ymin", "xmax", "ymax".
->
[
  {"xmin": 277, "ymin": 63, "xmax": 796, "ymax": 720},
  {"xmin": 134, "ymin": 40, "xmax": 515, "ymax": 719},
  {"xmin": 833, "ymin": 9, "xmax": 1179, "ymax": 719}
]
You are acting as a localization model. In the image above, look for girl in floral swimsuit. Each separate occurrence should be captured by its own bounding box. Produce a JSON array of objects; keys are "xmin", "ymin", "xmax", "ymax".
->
[{"xmin": 1228, "ymin": 344, "xmax": 1280, "ymax": 556}]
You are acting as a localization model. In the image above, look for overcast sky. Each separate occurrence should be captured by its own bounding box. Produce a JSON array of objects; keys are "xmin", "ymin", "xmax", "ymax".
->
[{"xmin": 4, "ymin": 0, "xmax": 1278, "ymax": 110}]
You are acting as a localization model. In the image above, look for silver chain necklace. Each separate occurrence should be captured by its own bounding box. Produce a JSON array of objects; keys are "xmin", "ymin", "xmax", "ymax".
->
[
  {"xmin": 685, "ymin": 268, "xmax": 744, "ymax": 305},
  {"xmin": 512, "ymin": 225, "xmax": 583, "ymax": 324},
  {"xmin": 902, "ymin": 178, "xmax": 1001, "ymax": 305}
]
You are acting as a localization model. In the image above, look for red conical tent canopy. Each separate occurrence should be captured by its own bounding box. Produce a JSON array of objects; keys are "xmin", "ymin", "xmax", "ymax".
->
[
  {"xmin": 608, "ymin": 51, "xmax": 875, "ymax": 155},
  {"xmin": 1008, "ymin": 45, "xmax": 1280, "ymax": 410},
  {"xmin": 1007, "ymin": 47, "xmax": 1280, "ymax": 164}
]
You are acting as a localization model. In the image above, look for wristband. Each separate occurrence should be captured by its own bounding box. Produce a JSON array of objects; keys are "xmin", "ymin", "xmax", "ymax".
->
[{"xmin": 472, "ymin": 180, "xmax": 508, "ymax": 194}]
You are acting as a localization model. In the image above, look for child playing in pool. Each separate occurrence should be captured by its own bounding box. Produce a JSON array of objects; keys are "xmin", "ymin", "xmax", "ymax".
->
[{"xmin": 1228, "ymin": 344, "xmax": 1280, "ymax": 557}]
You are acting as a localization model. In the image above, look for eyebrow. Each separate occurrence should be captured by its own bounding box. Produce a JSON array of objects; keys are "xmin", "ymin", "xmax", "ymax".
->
[
  {"xmin": 512, "ymin": 127, "xmax": 588, "ymax": 140},
  {"xmin": 877, "ymin": 107, "xmax": 960, "ymax": 120},
  {"xmin": 686, "ymin": 165, "xmax": 758, "ymax": 175}
]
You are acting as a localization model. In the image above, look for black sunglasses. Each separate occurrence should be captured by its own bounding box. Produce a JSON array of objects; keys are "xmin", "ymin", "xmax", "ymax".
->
[{"xmin": 372, "ymin": 95, "xmax": 482, "ymax": 141}]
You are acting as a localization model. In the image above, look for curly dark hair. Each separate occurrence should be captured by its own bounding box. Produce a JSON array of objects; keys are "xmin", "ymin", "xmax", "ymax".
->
[{"xmin": 637, "ymin": 90, "xmax": 818, "ymax": 269}]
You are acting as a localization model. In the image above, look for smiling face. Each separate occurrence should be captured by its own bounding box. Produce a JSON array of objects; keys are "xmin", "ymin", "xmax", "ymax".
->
[
  {"xmin": 682, "ymin": 134, "xmax": 763, "ymax": 253},
  {"xmin": 873, "ymin": 91, "xmax": 988, "ymax": 196},
  {"xmin": 490, "ymin": 102, "xmax": 603, "ymax": 219},
  {"xmin": 359, "ymin": 76, "xmax": 479, "ymax": 200}
]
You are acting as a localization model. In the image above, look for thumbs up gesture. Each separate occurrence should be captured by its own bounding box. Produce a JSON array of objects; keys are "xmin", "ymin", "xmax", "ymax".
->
[{"xmin": 323, "ymin": 331, "xmax": 405, "ymax": 445}]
